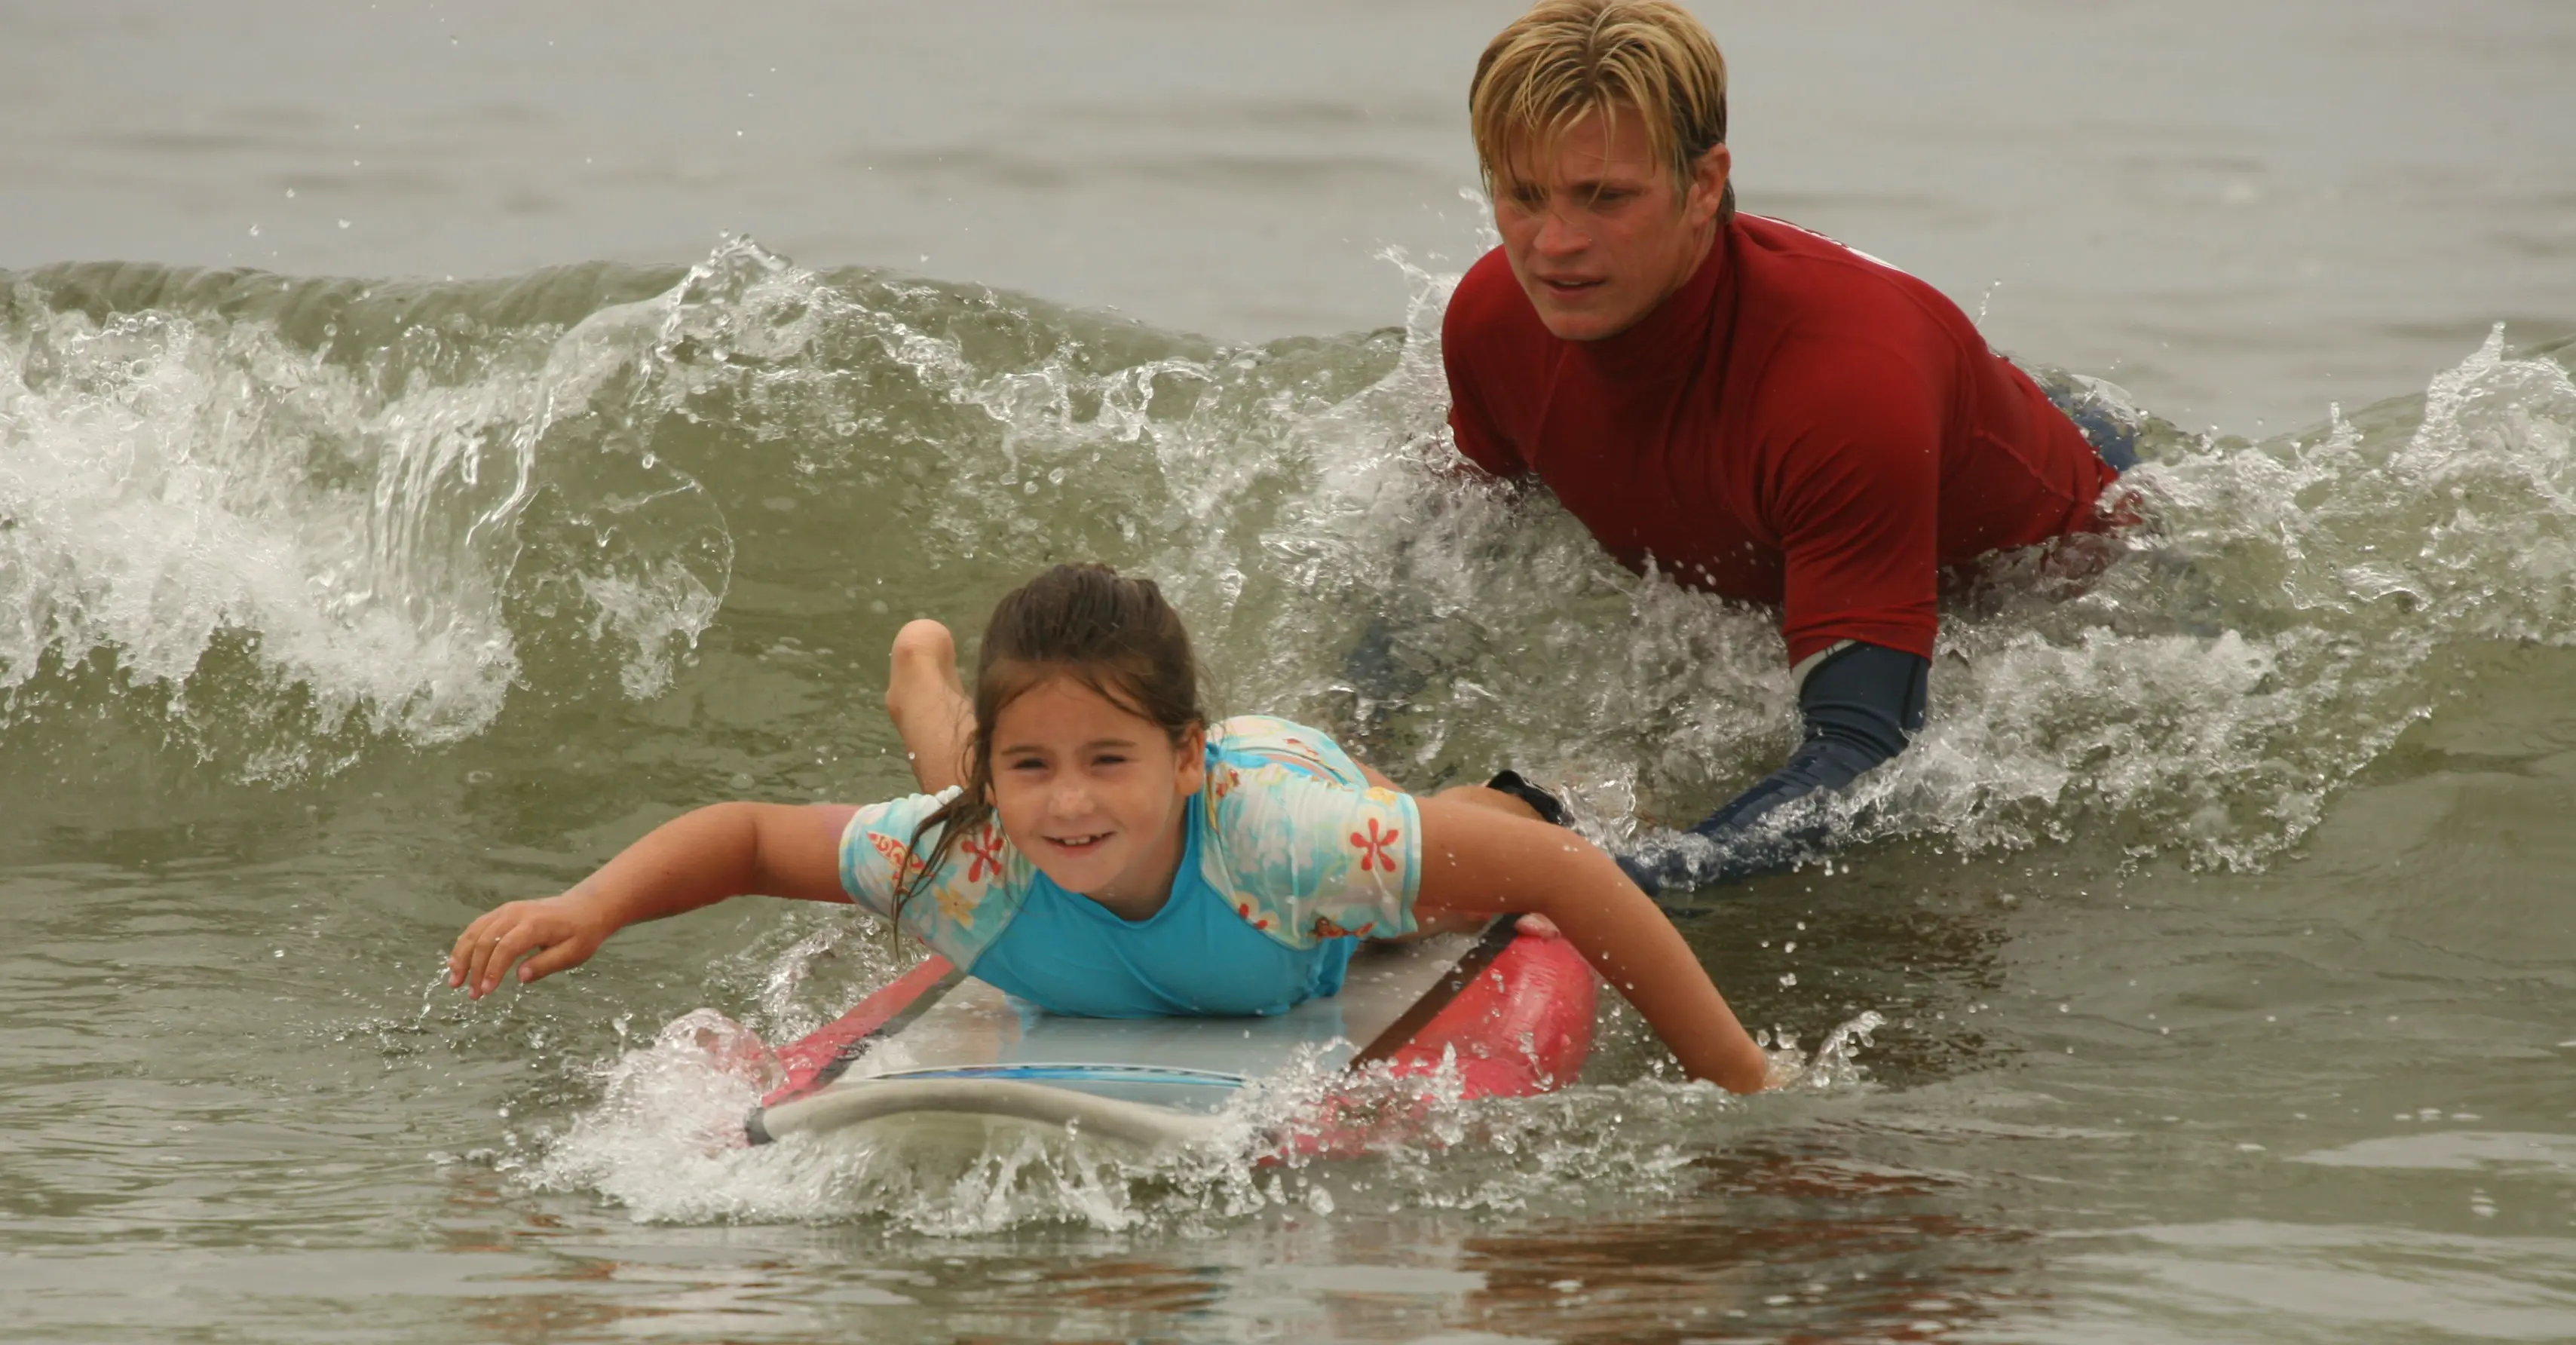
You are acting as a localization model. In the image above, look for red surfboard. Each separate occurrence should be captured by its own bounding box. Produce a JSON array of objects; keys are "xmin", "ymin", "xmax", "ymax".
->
[{"xmin": 746, "ymin": 916, "xmax": 1596, "ymax": 1155}]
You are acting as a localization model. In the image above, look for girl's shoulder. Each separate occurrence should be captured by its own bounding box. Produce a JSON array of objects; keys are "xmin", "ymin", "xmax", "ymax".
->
[
  {"xmin": 1207, "ymin": 715, "xmax": 1368, "ymax": 790},
  {"xmin": 1196, "ymin": 718, "xmax": 1420, "ymax": 950},
  {"xmin": 839, "ymin": 789, "xmax": 1031, "ymax": 970}
]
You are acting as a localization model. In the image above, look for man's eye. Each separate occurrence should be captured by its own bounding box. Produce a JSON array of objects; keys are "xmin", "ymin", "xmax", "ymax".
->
[{"xmin": 1509, "ymin": 187, "xmax": 1546, "ymax": 208}]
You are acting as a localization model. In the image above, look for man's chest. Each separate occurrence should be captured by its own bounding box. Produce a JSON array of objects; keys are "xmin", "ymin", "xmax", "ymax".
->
[{"xmin": 1519, "ymin": 371, "xmax": 1785, "ymax": 600}]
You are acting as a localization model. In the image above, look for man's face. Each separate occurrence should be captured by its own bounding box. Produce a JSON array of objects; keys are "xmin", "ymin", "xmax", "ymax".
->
[{"xmin": 1491, "ymin": 106, "xmax": 1730, "ymax": 342}]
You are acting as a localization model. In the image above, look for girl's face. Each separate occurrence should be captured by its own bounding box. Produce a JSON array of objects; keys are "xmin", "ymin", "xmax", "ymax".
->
[{"xmin": 987, "ymin": 672, "xmax": 1205, "ymax": 912}]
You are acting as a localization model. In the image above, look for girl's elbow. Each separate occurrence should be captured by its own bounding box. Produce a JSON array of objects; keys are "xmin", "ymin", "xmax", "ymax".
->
[{"xmin": 1718, "ymin": 1045, "xmax": 1771, "ymax": 1094}]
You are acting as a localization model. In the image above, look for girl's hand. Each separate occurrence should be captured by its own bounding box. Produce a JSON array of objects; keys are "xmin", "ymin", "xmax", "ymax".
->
[
  {"xmin": 448, "ymin": 893, "xmax": 614, "ymax": 999},
  {"xmin": 440, "ymin": 801, "xmax": 859, "ymax": 1003}
]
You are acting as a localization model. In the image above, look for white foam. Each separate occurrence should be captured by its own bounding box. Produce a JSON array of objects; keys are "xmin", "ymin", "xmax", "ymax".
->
[{"xmin": 0, "ymin": 265, "xmax": 737, "ymax": 765}]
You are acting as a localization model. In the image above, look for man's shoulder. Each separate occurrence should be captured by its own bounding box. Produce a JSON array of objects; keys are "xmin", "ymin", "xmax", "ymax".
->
[
  {"xmin": 1442, "ymin": 247, "xmax": 1546, "ymax": 349},
  {"xmin": 1718, "ymin": 219, "xmax": 1968, "ymax": 458},
  {"xmin": 1733, "ymin": 214, "xmax": 1969, "ymax": 347}
]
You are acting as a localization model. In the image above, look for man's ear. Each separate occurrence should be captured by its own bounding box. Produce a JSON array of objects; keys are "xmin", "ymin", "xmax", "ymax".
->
[
  {"xmin": 1686, "ymin": 142, "xmax": 1732, "ymax": 228},
  {"xmin": 1173, "ymin": 723, "xmax": 1208, "ymax": 795}
]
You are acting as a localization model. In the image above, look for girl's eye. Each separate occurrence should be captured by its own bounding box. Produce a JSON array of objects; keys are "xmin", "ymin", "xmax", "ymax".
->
[{"xmin": 1006, "ymin": 757, "xmax": 1046, "ymax": 773}]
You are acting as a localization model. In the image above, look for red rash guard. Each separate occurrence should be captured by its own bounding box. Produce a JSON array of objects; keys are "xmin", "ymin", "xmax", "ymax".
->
[{"xmin": 1441, "ymin": 213, "xmax": 2116, "ymax": 665}]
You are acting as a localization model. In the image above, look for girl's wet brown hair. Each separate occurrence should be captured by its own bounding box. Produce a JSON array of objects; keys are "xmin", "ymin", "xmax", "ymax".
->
[{"xmin": 893, "ymin": 564, "xmax": 1206, "ymax": 925}]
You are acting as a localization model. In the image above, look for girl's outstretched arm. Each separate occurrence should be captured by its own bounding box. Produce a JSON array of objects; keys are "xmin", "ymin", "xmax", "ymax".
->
[
  {"xmin": 1411, "ymin": 794, "xmax": 1768, "ymax": 1092},
  {"xmin": 447, "ymin": 801, "xmax": 856, "ymax": 999}
]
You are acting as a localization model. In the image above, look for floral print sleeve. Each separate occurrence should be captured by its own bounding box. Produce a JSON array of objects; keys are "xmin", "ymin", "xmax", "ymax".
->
[
  {"xmin": 1196, "ymin": 717, "xmax": 1421, "ymax": 949},
  {"xmin": 838, "ymin": 788, "xmax": 1028, "ymax": 971}
]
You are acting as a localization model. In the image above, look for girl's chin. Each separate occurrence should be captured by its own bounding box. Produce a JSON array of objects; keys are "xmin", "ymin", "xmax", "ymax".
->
[{"xmin": 1034, "ymin": 852, "xmax": 1126, "ymax": 890}]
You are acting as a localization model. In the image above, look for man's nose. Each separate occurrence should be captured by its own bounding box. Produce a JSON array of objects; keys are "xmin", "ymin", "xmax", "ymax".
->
[{"xmin": 1533, "ymin": 207, "xmax": 1589, "ymax": 256}]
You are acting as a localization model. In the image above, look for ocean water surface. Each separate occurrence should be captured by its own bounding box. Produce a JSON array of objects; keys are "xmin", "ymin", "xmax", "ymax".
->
[{"xmin": 6, "ymin": 3, "xmax": 2576, "ymax": 1341}]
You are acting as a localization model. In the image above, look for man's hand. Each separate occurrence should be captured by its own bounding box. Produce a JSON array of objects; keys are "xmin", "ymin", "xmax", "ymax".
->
[{"xmin": 1618, "ymin": 640, "xmax": 1927, "ymax": 897}]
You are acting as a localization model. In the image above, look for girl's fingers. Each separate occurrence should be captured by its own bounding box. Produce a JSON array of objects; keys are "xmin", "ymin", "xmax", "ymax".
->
[
  {"xmin": 450, "ymin": 897, "xmax": 598, "ymax": 998},
  {"xmin": 450, "ymin": 911, "xmax": 499, "ymax": 984},
  {"xmin": 460, "ymin": 923, "xmax": 500, "ymax": 997},
  {"xmin": 454, "ymin": 921, "xmax": 493, "ymax": 991},
  {"xmin": 448, "ymin": 913, "xmax": 494, "ymax": 985},
  {"xmin": 516, "ymin": 935, "xmax": 593, "ymax": 984},
  {"xmin": 452, "ymin": 905, "xmax": 524, "ymax": 988},
  {"xmin": 464, "ymin": 913, "xmax": 536, "ymax": 998},
  {"xmin": 476, "ymin": 924, "xmax": 541, "ymax": 997}
]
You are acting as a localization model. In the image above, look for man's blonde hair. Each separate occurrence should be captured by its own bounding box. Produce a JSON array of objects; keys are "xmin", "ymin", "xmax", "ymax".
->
[{"xmin": 1469, "ymin": 0, "xmax": 1733, "ymax": 220}]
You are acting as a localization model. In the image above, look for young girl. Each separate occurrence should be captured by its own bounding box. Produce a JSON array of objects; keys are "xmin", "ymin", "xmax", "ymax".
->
[{"xmin": 449, "ymin": 565, "xmax": 1769, "ymax": 1092}]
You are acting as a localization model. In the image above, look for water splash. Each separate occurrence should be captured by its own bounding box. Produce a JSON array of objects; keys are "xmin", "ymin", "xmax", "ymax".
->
[
  {"xmin": 514, "ymin": 967, "xmax": 1889, "ymax": 1233},
  {"xmin": 9, "ymin": 238, "xmax": 2574, "ymax": 865},
  {"xmin": 1872, "ymin": 326, "xmax": 2576, "ymax": 869},
  {"xmin": 513, "ymin": 1004, "xmax": 1283, "ymax": 1232},
  {"xmin": 0, "ymin": 264, "xmax": 732, "ymax": 772}
]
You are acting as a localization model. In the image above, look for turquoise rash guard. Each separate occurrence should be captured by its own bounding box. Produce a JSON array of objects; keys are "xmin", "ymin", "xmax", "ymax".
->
[
  {"xmin": 838, "ymin": 716, "xmax": 1419, "ymax": 1018},
  {"xmin": 966, "ymin": 801, "xmax": 1359, "ymax": 1017}
]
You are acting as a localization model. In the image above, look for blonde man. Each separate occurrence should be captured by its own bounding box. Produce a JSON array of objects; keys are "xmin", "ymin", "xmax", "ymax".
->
[{"xmin": 1443, "ymin": 2, "xmax": 2135, "ymax": 895}]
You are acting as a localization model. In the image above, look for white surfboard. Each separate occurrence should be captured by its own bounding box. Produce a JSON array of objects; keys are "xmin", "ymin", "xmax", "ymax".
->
[{"xmin": 748, "ymin": 920, "xmax": 1575, "ymax": 1152}]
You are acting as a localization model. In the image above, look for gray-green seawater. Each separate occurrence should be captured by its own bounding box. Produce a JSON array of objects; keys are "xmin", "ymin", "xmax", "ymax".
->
[{"xmin": 8, "ymin": 4, "xmax": 2576, "ymax": 1342}]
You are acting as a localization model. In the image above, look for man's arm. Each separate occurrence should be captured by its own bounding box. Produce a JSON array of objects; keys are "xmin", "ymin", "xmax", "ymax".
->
[
  {"xmin": 1439, "ymin": 249, "xmax": 1540, "ymax": 479},
  {"xmin": 1615, "ymin": 640, "xmax": 1925, "ymax": 895},
  {"xmin": 1622, "ymin": 337, "xmax": 1943, "ymax": 898}
]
